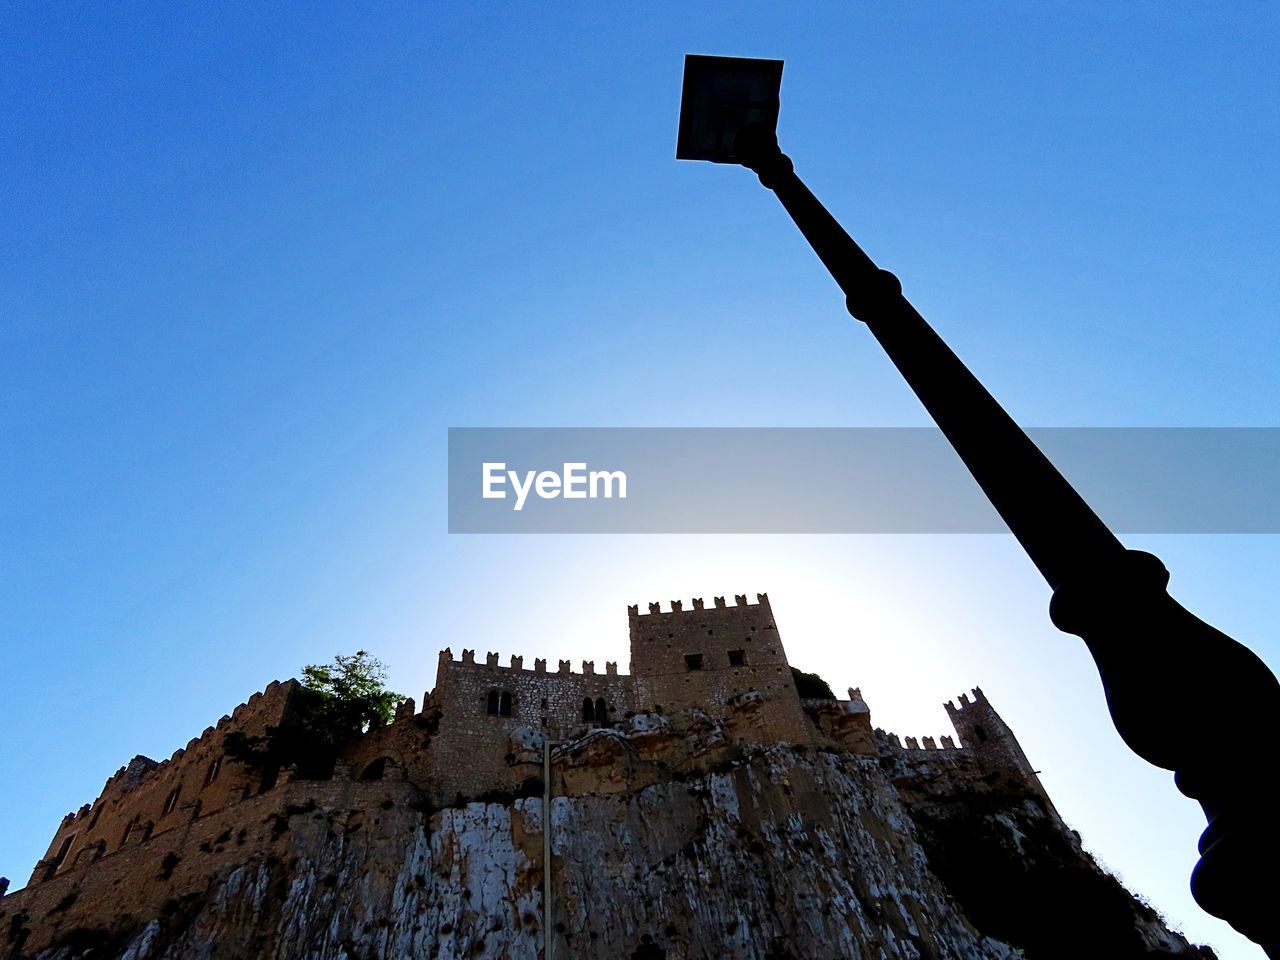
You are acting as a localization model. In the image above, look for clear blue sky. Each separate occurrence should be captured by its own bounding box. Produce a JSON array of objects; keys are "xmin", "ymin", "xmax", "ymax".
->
[{"xmin": 2, "ymin": 3, "xmax": 1276, "ymax": 957}]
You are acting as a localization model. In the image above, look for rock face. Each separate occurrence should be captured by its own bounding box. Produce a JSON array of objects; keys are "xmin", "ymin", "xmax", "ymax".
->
[{"xmin": 2, "ymin": 741, "xmax": 1212, "ymax": 960}]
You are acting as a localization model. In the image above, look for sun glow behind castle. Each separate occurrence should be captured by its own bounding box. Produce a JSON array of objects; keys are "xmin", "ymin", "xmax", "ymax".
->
[{"xmin": 482, "ymin": 461, "xmax": 628, "ymax": 511}]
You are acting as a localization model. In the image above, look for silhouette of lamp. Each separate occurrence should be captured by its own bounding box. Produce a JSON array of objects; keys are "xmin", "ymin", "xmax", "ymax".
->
[{"xmin": 678, "ymin": 53, "xmax": 1280, "ymax": 956}]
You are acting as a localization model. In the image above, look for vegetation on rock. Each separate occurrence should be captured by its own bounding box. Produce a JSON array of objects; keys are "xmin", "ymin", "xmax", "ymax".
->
[
  {"xmin": 225, "ymin": 651, "xmax": 403, "ymax": 781},
  {"xmin": 789, "ymin": 666, "xmax": 836, "ymax": 700}
]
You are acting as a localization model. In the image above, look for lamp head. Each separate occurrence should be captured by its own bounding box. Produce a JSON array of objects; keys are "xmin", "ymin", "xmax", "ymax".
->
[{"xmin": 676, "ymin": 54, "xmax": 783, "ymax": 164}]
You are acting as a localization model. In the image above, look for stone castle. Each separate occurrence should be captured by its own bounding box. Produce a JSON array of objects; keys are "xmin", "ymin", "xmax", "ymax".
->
[{"xmin": 0, "ymin": 594, "xmax": 1212, "ymax": 960}]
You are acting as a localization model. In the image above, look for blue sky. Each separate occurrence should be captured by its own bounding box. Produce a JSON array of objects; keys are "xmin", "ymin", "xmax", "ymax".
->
[{"xmin": 2, "ymin": 3, "xmax": 1277, "ymax": 956}]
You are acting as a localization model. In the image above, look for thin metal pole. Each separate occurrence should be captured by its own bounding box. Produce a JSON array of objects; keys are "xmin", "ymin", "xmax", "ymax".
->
[{"xmin": 543, "ymin": 738, "xmax": 556, "ymax": 960}]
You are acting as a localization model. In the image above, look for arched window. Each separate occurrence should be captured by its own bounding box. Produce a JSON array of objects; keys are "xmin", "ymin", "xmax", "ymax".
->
[
  {"xmin": 583, "ymin": 697, "xmax": 595, "ymax": 722},
  {"xmin": 499, "ymin": 691, "xmax": 513, "ymax": 717},
  {"xmin": 360, "ymin": 757, "xmax": 389, "ymax": 781},
  {"xmin": 595, "ymin": 697, "xmax": 607, "ymax": 723},
  {"xmin": 487, "ymin": 690, "xmax": 500, "ymax": 715},
  {"xmin": 974, "ymin": 725, "xmax": 989, "ymax": 743}
]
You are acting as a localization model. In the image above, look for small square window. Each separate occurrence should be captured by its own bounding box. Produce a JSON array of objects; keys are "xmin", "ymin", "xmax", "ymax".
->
[
  {"xmin": 684, "ymin": 653, "xmax": 703, "ymax": 671},
  {"xmin": 728, "ymin": 650, "xmax": 746, "ymax": 667}
]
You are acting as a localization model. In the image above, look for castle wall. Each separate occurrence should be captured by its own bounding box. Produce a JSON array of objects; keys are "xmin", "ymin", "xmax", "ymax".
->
[
  {"xmin": 424, "ymin": 649, "xmax": 636, "ymax": 804},
  {"xmin": 337, "ymin": 695, "xmax": 438, "ymax": 789},
  {"xmin": 1, "ymin": 778, "xmax": 423, "ymax": 958},
  {"xmin": 27, "ymin": 680, "xmax": 297, "ymax": 887},
  {"xmin": 628, "ymin": 594, "xmax": 812, "ymax": 745}
]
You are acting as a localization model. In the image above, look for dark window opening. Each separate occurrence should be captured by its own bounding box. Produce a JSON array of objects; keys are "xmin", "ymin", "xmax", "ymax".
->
[
  {"xmin": 161, "ymin": 787, "xmax": 181, "ymax": 817},
  {"xmin": 487, "ymin": 691, "xmax": 500, "ymax": 715},
  {"xmin": 55, "ymin": 835, "xmax": 75, "ymax": 859},
  {"xmin": 499, "ymin": 691, "xmax": 513, "ymax": 717},
  {"xmin": 728, "ymin": 650, "xmax": 746, "ymax": 667},
  {"xmin": 974, "ymin": 725, "xmax": 989, "ymax": 743},
  {"xmin": 583, "ymin": 697, "xmax": 595, "ymax": 722},
  {"xmin": 360, "ymin": 757, "xmax": 389, "ymax": 781},
  {"xmin": 595, "ymin": 697, "xmax": 607, "ymax": 722},
  {"xmin": 684, "ymin": 654, "xmax": 703, "ymax": 671},
  {"xmin": 203, "ymin": 756, "xmax": 222, "ymax": 787},
  {"xmin": 45, "ymin": 834, "xmax": 75, "ymax": 878}
]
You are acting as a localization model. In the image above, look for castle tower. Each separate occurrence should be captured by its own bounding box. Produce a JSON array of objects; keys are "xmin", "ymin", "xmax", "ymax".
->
[
  {"xmin": 945, "ymin": 687, "xmax": 1057, "ymax": 814},
  {"xmin": 627, "ymin": 594, "xmax": 811, "ymax": 743}
]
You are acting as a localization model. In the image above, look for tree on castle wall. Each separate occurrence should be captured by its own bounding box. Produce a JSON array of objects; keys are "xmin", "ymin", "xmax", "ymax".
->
[
  {"xmin": 790, "ymin": 666, "xmax": 835, "ymax": 700},
  {"xmin": 225, "ymin": 651, "xmax": 404, "ymax": 781}
]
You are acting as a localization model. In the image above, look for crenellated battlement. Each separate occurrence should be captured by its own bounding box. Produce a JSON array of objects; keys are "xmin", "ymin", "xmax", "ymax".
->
[
  {"xmin": 880, "ymin": 729, "xmax": 968, "ymax": 753},
  {"xmin": 628, "ymin": 593, "xmax": 770, "ymax": 618},
  {"xmin": 437, "ymin": 646, "xmax": 628, "ymax": 677},
  {"xmin": 154, "ymin": 679, "xmax": 298, "ymax": 772},
  {"xmin": 944, "ymin": 687, "xmax": 988, "ymax": 716},
  {"xmin": 29, "ymin": 677, "xmax": 302, "ymax": 888},
  {"xmin": 88, "ymin": 679, "xmax": 299, "ymax": 802}
]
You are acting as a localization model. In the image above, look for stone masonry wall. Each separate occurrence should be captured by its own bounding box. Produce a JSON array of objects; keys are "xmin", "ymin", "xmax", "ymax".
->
[
  {"xmin": 628, "ymin": 594, "xmax": 812, "ymax": 746},
  {"xmin": 27, "ymin": 680, "xmax": 297, "ymax": 888},
  {"xmin": 424, "ymin": 648, "xmax": 636, "ymax": 804},
  {"xmin": 1, "ymin": 778, "xmax": 423, "ymax": 959}
]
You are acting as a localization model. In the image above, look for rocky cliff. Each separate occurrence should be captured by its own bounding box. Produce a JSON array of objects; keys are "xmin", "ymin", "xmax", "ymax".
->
[{"xmin": 2, "ymin": 737, "xmax": 1213, "ymax": 960}]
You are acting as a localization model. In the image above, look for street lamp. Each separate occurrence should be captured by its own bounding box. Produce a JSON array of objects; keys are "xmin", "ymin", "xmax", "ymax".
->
[{"xmin": 677, "ymin": 53, "xmax": 1280, "ymax": 955}]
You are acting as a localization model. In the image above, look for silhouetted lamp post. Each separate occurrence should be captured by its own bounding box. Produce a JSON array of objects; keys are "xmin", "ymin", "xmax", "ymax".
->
[{"xmin": 677, "ymin": 53, "xmax": 1280, "ymax": 955}]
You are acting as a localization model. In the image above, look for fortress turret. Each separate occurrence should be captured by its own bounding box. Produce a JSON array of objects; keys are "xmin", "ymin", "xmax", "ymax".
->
[
  {"xmin": 945, "ymin": 687, "xmax": 1056, "ymax": 813},
  {"xmin": 628, "ymin": 594, "xmax": 811, "ymax": 743}
]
